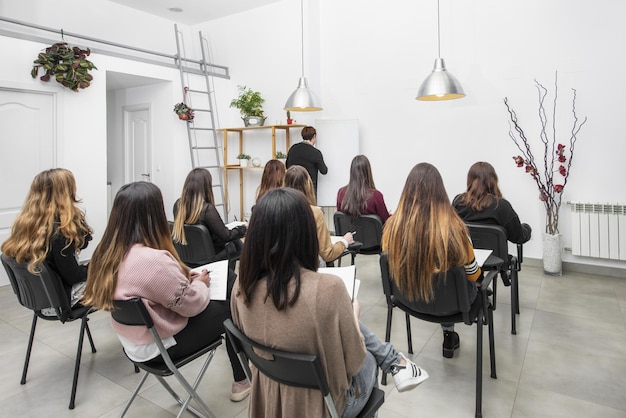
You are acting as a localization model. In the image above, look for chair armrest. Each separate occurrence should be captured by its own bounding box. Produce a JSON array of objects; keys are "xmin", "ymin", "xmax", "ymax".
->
[{"xmin": 480, "ymin": 270, "xmax": 498, "ymax": 291}]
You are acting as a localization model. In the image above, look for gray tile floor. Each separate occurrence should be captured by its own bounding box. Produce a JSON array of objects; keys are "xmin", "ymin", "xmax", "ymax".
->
[{"xmin": 1, "ymin": 255, "xmax": 625, "ymax": 417}]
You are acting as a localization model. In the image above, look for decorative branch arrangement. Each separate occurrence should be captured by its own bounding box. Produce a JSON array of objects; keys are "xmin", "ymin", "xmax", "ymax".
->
[
  {"xmin": 31, "ymin": 42, "xmax": 97, "ymax": 92},
  {"xmin": 504, "ymin": 73, "xmax": 587, "ymax": 234}
]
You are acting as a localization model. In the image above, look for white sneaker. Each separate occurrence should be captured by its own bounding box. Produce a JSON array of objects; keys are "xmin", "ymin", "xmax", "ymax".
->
[{"xmin": 391, "ymin": 353, "xmax": 429, "ymax": 392}]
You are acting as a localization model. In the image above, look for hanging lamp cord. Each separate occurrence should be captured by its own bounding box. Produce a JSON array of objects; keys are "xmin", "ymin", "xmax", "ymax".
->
[
  {"xmin": 300, "ymin": 0, "xmax": 305, "ymax": 78},
  {"xmin": 437, "ymin": 0, "xmax": 441, "ymax": 58}
]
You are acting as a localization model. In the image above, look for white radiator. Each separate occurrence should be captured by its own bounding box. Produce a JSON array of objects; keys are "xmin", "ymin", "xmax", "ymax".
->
[{"xmin": 569, "ymin": 202, "xmax": 626, "ymax": 260}]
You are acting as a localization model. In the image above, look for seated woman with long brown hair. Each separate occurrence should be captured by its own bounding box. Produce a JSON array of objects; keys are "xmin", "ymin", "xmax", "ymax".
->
[
  {"xmin": 382, "ymin": 163, "xmax": 483, "ymax": 359},
  {"xmin": 284, "ymin": 165, "xmax": 354, "ymax": 264},
  {"xmin": 453, "ymin": 161, "xmax": 531, "ymax": 244},
  {"xmin": 256, "ymin": 159, "xmax": 286, "ymax": 203},
  {"xmin": 337, "ymin": 155, "xmax": 391, "ymax": 223},
  {"xmin": 83, "ymin": 181, "xmax": 250, "ymax": 402},
  {"xmin": 1, "ymin": 168, "xmax": 92, "ymax": 307}
]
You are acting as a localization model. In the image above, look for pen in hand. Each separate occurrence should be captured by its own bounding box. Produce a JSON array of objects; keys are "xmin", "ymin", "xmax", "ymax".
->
[{"xmin": 351, "ymin": 231, "xmax": 357, "ymax": 235}]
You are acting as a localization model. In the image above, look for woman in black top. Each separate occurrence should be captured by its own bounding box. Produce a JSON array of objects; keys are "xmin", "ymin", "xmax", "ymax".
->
[
  {"xmin": 172, "ymin": 168, "xmax": 246, "ymax": 262},
  {"xmin": 1, "ymin": 168, "xmax": 92, "ymax": 304},
  {"xmin": 453, "ymin": 161, "xmax": 531, "ymax": 244}
]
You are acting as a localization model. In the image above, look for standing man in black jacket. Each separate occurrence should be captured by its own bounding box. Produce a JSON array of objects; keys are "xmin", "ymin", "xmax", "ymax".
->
[{"xmin": 286, "ymin": 126, "xmax": 328, "ymax": 198}]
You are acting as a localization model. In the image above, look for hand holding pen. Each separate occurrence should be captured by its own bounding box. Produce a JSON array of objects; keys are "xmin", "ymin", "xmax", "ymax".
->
[
  {"xmin": 343, "ymin": 230, "xmax": 356, "ymax": 245},
  {"xmin": 190, "ymin": 269, "xmax": 211, "ymax": 287}
]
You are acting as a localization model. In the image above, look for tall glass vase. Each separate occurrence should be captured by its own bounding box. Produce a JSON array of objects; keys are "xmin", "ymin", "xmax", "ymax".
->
[{"xmin": 543, "ymin": 233, "xmax": 562, "ymax": 276}]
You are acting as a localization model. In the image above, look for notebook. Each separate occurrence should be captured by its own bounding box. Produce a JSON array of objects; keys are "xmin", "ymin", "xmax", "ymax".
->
[
  {"xmin": 317, "ymin": 265, "xmax": 360, "ymax": 300},
  {"xmin": 190, "ymin": 259, "xmax": 229, "ymax": 300}
]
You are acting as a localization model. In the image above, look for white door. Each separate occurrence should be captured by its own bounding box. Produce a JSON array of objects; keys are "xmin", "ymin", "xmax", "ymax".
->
[
  {"xmin": 123, "ymin": 105, "xmax": 151, "ymax": 183},
  {"xmin": 0, "ymin": 88, "xmax": 56, "ymax": 286}
]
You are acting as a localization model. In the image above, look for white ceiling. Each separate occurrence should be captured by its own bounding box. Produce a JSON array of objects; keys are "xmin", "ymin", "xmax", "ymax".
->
[{"xmin": 106, "ymin": 0, "xmax": 281, "ymax": 25}]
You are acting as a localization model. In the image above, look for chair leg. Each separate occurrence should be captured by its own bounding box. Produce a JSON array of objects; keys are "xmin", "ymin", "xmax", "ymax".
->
[
  {"xmin": 475, "ymin": 309, "xmax": 484, "ymax": 418},
  {"xmin": 491, "ymin": 274, "xmax": 498, "ymax": 311},
  {"xmin": 382, "ymin": 308, "xmax": 393, "ymax": 386},
  {"xmin": 405, "ymin": 313, "xmax": 413, "ymax": 355},
  {"xmin": 488, "ymin": 306, "xmax": 497, "ymax": 379},
  {"xmin": 511, "ymin": 269, "xmax": 518, "ymax": 335},
  {"xmin": 69, "ymin": 316, "xmax": 89, "ymax": 409},
  {"xmin": 119, "ymin": 371, "xmax": 150, "ymax": 417},
  {"xmin": 84, "ymin": 318, "xmax": 97, "ymax": 353},
  {"xmin": 21, "ymin": 314, "xmax": 38, "ymax": 385},
  {"xmin": 174, "ymin": 349, "xmax": 217, "ymax": 418}
]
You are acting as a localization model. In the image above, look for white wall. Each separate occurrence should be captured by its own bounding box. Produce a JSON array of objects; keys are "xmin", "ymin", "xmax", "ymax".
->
[
  {"xmin": 1, "ymin": 0, "xmax": 625, "ymax": 270},
  {"xmin": 196, "ymin": 0, "xmax": 626, "ymax": 269}
]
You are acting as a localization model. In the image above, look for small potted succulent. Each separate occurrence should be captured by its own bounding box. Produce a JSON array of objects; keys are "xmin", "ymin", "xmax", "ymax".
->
[
  {"xmin": 236, "ymin": 153, "xmax": 252, "ymax": 167},
  {"xmin": 173, "ymin": 102, "xmax": 195, "ymax": 121},
  {"xmin": 275, "ymin": 151, "xmax": 287, "ymax": 164},
  {"xmin": 286, "ymin": 110, "xmax": 293, "ymax": 125}
]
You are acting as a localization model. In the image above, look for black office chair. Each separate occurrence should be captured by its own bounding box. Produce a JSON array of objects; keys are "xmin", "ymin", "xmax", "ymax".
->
[
  {"xmin": 465, "ymin": 223, "xmax": 523, "ymax": 335},
  {"xmin": 379, "ymin": 253, "xmax": 497, "ymax": 418},
  {"xmin": 112, "ymin": 298, "xmax": 222, "ymax": 418},
  {"xmin": 333, "ymin": 212, "xmax": 383, "ymax": 255},
  {"xmin": 224, "ymin": 318, "xmax": 384, "ymax": 418},
  {"xmin": 169, "ymin": 222, "xmax": 217, "ymax": 268},
  {"xmin": 0, "ymin": 254, "xmax": 97, "ymax": 410}
]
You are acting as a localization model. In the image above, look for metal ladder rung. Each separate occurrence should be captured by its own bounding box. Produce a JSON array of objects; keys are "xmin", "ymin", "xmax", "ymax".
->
[
  {"xmin": 175, "ymin": 24, "xmax": 227, "ymax": 221},
  {"xmin": 186, "ymin": 88, "xmax": 210, "ymax": 94}
]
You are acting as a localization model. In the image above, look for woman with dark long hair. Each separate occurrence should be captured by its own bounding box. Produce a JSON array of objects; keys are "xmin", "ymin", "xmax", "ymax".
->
[
  {"xmin": 83, "ymin": 182, "xmax": 250, "ymax": 402},
  {"xmin": 1, "ymin": 168, "xmax": 92, "ymax": 305},
  {"xmin": 453, "ymin": 161, "xmax": 531, "ymax": 244},
  {"xmin": 337, "ymin": 155, "xmax": 391, "ymax": 223},
  {"xmin": 382, "ymin": 163, "xmax": 482, "ymax": 359},
  {"xmin": 256, "ymin": 159, "xmax": 286, "ymax": 203},
  {"xmin": 232, "ymin": 188, "xmax": 427, "ymax": 418},
  {"xmin": 172, "ymin": 168, "xmax": 246, "ymax": 263}
]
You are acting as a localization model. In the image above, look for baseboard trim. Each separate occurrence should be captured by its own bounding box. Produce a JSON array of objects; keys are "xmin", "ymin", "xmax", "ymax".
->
[{"xmin": 523, "ymin": 257, "xmax": 626, "ymax": 279}]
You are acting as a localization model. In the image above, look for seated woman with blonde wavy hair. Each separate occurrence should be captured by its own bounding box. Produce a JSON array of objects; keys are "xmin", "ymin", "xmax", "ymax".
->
[{"xmin": 1, "ymin": 168, "xmax": 92, "ymax": 306}]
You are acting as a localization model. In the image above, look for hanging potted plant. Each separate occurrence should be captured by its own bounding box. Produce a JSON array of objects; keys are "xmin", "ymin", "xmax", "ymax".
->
[
  {"xmin": 173, "ymin": 102, "xmax": 195, "ymax": 121},
  {"xmin": 31, "ymin": 42, "xmax": 97, "ymax": 92},
  {"xmin": 230, "ymin": 85, "xmax": 266, "ymax": 127},
  {"xmin": 504, "ymin": 73, "xmax": 587, "ymax": 275}
]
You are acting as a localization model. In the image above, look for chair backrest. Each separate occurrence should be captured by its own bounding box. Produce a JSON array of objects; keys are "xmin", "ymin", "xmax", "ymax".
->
[
  {"xmin": 1, "ymin": 253, "xmax": 72, "ymax": 322},
  {"xmin": 333, "ymin": 212, "xmax": 383, "ymax": 254},
  {"xmin": 168, "ymin": 221, "xmax": 216, "ymax": 268},
  {"xmin": 465, "ymin": 223, "xmax": 509, "ymax": 261},
  {"xmin": 111, "ymin": 297, "xmax": 155, "ymax": 329},
  {"xmin": 224, "ymin": 318, "xmax": 342, "ymax": 417},
  {"xmin": 379, "ymin": 253, "xmax": 472, "ymax": 323}
]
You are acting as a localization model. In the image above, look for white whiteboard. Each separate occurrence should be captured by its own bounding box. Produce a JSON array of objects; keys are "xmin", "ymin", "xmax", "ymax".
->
[{"xmin": 314, "ymin": 119, "xmax": 360, "ymax": 206}]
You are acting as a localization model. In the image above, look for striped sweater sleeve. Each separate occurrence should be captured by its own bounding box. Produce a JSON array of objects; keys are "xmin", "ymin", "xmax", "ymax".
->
[{"xmin": 463, "ymin": 238, "xmax": 482, "ymax": 282}]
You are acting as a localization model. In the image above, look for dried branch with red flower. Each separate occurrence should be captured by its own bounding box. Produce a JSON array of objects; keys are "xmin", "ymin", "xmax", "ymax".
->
[{"xmin": 503, "ymin": 73, "xmax": 587, "ymax": 234}]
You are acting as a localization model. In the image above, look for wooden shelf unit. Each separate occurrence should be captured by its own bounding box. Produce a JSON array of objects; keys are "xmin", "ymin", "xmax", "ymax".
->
[{"xmin": 219, "ymin": 124, "xmax": 305, "ymax": 220}]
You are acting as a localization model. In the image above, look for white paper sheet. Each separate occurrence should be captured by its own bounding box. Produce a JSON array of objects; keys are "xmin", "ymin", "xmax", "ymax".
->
[{"xmin": 190, "ymin": 259, "xmax": 229, "ymax": 300}]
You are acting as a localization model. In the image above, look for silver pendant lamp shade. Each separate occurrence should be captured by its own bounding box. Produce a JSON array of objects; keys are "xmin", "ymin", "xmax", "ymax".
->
[
  {"xmin": 416, "ymin": 0, "xmax": 465, "ymax": 101},
  {"xmin": 284, "ymin": 0, "xmax": 322, "ymax": 111}
]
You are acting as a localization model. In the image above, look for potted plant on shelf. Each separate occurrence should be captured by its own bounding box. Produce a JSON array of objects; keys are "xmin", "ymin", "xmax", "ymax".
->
[
  {"xmin": 173, "ymin": 102, "xmax": 195, "ymax": 121},
  {"xmin": 275, "ymin": 151, "xmax": 287, "ymax": 164},
  {"xmin": 236, "ymin": 153, "xmax": 252, "ymax": 167},
  {"xmin": 230, "ymin": 85, "xmax": 266, "ymax": 127},
  {"xmin": 31, "ymin": 42, "xmax": 97, "ymax": 92},
  {"xmin": 286, "ymin": 111, "xmax": 293, "ymax": 125}
]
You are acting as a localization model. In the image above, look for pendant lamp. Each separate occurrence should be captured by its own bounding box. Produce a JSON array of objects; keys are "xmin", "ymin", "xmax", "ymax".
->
[
  {"xmin": 416, "ymin": 0, "xmax": 465, "ymax": 101},
  {"xmin": 284, "ymin": 0, "xmax": 322, "ymax": 111}
]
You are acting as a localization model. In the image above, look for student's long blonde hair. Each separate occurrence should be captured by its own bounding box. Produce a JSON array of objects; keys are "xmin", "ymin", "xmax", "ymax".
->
[
  {"xmin": 83, "ymin": 182, "xmax": 188, "ymax": 311},
  {"xmin": 382, "ymin": 163, "xmax": 473, "ymax": 302},
  {"xmin": 172, "ymin": 168, "xmax": 215, "ymax": 245},
  {"xmin": 1, "ymin": 168, "xmax": 92, "ymax": 274},
  {"xmin": 284, "ymin": 165, "xmax": 317, "ymax": 206}
]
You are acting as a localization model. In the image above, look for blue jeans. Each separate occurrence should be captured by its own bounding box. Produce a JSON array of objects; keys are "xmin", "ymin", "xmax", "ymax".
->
[{"xmin": 342, "ymin": 322, "xmax": 400, "ymax": 418}]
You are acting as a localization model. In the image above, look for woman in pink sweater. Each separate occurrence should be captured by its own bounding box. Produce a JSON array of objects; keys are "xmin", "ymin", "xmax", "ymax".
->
[{"xmin": 83, "ymin": 181, "xmax": 250, "ymax": 402}]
